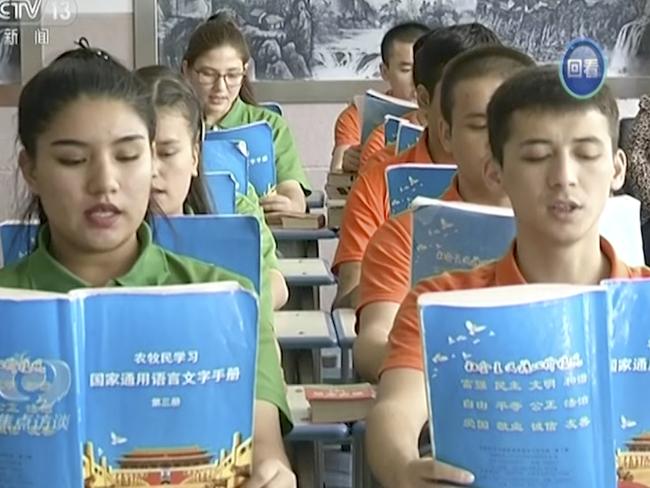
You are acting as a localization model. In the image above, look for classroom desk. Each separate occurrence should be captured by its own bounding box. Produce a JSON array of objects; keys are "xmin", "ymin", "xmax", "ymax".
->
[
  {"xmin": 275, "ymin": 310, "xmax": 338, "ymax": 384},
  {"xmin": 350, "ymin": 421, "xmax": 377, "ymax": 488},
  {"xmin": 306, "ymin": 189, "xmax": 325, "ymax": 210},
  {"xmin": 272, "ymin": 227, "xmax": 338, "ymax": 242},
  {"xmin": 285, "ymin": 385, "xmax": 350, "ymax": 488},
  {"xmin": 332, "ymin": 308, "xmax": 357, "ymax": 382},
  {"xmin": 275, "ymin": 310, "xmax": 337, "ymax": 349},
  {"xmin": 278, "ymin": 258, "xmax": 335, "ymax": 286},
  {"xmin": 278, "ymin": 258, "xmax": 336, "ymax": 310}
]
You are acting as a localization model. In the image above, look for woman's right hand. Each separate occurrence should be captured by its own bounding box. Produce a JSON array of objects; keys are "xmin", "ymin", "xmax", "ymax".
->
[{"xmin": 396, "ymin": 457, "xmax": 475, "ymax": 488}]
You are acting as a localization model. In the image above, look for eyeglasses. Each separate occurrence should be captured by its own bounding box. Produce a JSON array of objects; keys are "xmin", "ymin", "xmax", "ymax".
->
[{"xmin": 193, "ymin": 68, "xmax": 245, "ymax": 87}]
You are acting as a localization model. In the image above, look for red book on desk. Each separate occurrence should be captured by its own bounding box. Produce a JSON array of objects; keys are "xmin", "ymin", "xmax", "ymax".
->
[{"xmin": 304, "ymin": 384, "xmax": 376, "ymax": 423}]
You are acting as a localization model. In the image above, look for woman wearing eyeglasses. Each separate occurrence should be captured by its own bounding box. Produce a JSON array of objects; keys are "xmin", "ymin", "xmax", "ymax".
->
[{"xmin": 181, "ymin": 17, "xmax": 311, "ymax": 215}]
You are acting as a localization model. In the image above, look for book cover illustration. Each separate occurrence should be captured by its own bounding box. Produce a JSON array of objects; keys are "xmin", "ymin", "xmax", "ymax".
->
[
  {"xmin": 386, "ymin": 164, "xmax": 457, "ymax": 216},
  {"xmin": 605, "ymin": 278, "xmax": 650, "ymax": 488},
  {"xmin": 418, "ymin": 284, "xmax": 615, "ymax": 488},
  {"xmin": 395, "ymin": 119, "xmax": 424, "ymax": 153},
  {"xmin": 204, "ymin": 172, "xmax": 237, "ymax": 215},
  {"xmin": 0, "ymin": 282, "xmax": 258, "ymax": 488},
  {"xmin": 383, "ymin": 114, "xmax": 403, "ymax": 146},
  {"xmin": 410, "ymin": 199, "xmax": 514, "ymax": 285},
  {"xmin": 205, "ymin": 121, "xmax": 276, "ymax": 196},
  {"xmin": 410, "ymin": 195, "xmax": 645, "ymax": 285},
  {"xmin": 0, "ymin": 290, "xmax": 84, "ymax": 488},
  {"xmin": 360, "ymin": 89, "xmax": 417, "ymax": 144},
  {"xmin": 202, "ymin": 139, "xmax": 249, "ymax": 195},
  {"xmin": 0, "ymin": 283, "xmax": 258, "ymax": 488}
]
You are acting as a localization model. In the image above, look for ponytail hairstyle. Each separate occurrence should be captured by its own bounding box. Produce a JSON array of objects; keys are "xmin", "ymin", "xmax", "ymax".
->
[
  {"xmin": 135, "ymin": 64, "xmax": 215, "ymax": 215},
  {"xmin": 17, "ymin": 37, "xmax": 156, "ymax": 250}
]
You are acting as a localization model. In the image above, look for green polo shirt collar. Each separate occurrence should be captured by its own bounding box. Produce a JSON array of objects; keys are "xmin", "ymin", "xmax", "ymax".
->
[
  {"xmin": 210, "ymin": 97, "xmax": 246, "ymax": 130},
  {"xmin": 27, "ymin": 223, "xmax": 170, "ymax": 290}
]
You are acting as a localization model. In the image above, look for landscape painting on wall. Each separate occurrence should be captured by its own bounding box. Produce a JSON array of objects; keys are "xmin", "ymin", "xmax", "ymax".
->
[
  {"xmin": 157, "ymin": 0, "xmax": 650, "ymax": 81},
  {"xmin": 0, "ymin": 16, "xmax": 21, "ymax": 85}
]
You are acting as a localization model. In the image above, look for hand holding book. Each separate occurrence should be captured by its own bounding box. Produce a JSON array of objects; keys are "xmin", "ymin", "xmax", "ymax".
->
[{"xmin": 396, "ymin": 457, "xmax": 475, "ymax": 488}]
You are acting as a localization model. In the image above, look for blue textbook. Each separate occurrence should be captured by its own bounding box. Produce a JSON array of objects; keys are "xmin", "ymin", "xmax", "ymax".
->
[
  {"xmin": 204, "ymin": 171, "xmax": 237, "ymax": 215},
  {"xmin": 385, "ymin": 163, "xmax": 457, "ymax": 215},
  {"xmin": 410, "ymin": 199, "xmax": 515, "ymax": 284},
  {"xmin": 202, "ymin": 138, "xmax": 249, "ymax": 195},
  {"xmin": 410, "ymin": 195, "xmax": 645, "ymax": 285},
  {"xmin": 205, "ymin": 122, "xmax": 276, "ymax": 196},
  {"xmin": 360, "ymin": 89, "xmax": 417, "ymax": 144},
  {"xmin": 419, "ymin": 284, "xmax": 616, "ymax": 488},
  {"xmin": 0, "ymin": 282, "xmax": 258, "ymax": 488},
  {"xmin": 384, "ymin": 114, "xmax": 404, "ymax": 146},
  {"xmin": 1, "ymin": 216, "xmax": 262, "ymax": 293},
  {"xmin": 153, "ymin": 215, "xmax": 262, "ymax": 293},
  {"xmin": 605, "ymin": 278, "xmax": 650, "ymax": 487},
  {"xmin": 395, "ymin": 119, "xmax": 424, "ymax": 153}
]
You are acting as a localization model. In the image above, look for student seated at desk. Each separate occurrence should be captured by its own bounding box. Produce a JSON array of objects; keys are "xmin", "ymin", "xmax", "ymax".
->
[
  {"xmin": 357, "ymin": 29, "xmax": 431, "ymax": 176},
  {"xmin": 330, "ymin": 22, "xmax": 429, "ymax": 173},
  {"xmin": 366, "ymin": 65, "xmax": 650, "ymax": 488},
  {"xmin": 353, "ymin": 45, "xmax": 533, "ymax": 382},
  {"xmin": 331, "ymin": 23, "xmax": 499, "ymax": 310},
  {"xmin": 182, "ymin": 16, "xmax": 311, "ymax": 214},
  {"xmin": 135, "ymin": 65, "xmax": 289, "ymax": 310},
  {"xmin": 0, "ymin": 41, "xmax": 295, "ymax": 488}
]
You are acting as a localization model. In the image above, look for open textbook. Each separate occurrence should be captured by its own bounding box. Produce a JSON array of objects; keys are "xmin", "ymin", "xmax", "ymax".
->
[
  {"xmin": 0, "ymin": 282, "xmax": 258, "ymax": 488},
  {"xmin": 356, "ymin": 89, "xmax": 418, "ymax": 144},
  {"xmin": 410, "ymin": 195, "xmax": 645, "ymax": 284},
  {"xmin": 419, "ymin": 278, "xmax": 650, "ymax": 488}
]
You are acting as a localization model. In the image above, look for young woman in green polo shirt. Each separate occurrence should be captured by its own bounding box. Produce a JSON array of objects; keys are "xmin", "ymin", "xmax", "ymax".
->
[
  {"xmin": 135, "ymin": 65, "xmax": 289, "ymax": 310},
  {"xmin": 0, "ymin": 42, "xmax": 296, "ymax": 488},
  {"xmin": 181, "ymin": 17, "xmax": 311, "ymax": 214}
]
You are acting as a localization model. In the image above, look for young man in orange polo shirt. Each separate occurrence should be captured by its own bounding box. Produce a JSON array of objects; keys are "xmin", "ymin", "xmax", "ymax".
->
[
  {"xmin": 366, "ymin": 65, "xmax": 650, "ymax": 488},
  {"xmin": 353, "ymin": 45, "xmax": 534, "ymax": 381},
  {"xmin": 331, "ymin": 23, "xmax": 500, "ymax": 309},
  {"xmin": 358, "ymin": 29, "xmax": 436, "ymax": 174},
  {"xmin": 330, "ymin": 22, "xmax": 428, "ymax": 172}
]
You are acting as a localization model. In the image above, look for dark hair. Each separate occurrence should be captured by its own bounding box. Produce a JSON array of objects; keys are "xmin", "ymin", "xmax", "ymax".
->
[
  {"xmin": 487, "ymin": 65, "xmax": 620, "ymax": 166},
  {"xmin": 440, "ymin": 45, "xmax": 535, "ymax": 127},
  {"xmin": 183, "ymin": 17, "xmax": 256, "ymax": 105},
  {"xmin": 17, "ymin": 38, "xmax": 156, "ymax": 250},
  {"xmin": 413, "ymin": 23, "xmax": 501, "ymax": 95},
  {"xmin": 380, "ymin": 22, "xmax": 429, "ymax": 65},
  {"xmin": 135, "ymin": 64, "xmax": 215, "ymax": 215}
]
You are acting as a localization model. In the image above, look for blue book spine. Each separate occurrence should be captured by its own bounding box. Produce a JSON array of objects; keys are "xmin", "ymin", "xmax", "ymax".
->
[
  {"xmin": 420, "ymin": 287, "xmax": 615, "ymax": 488},
  {"xmin": 606, "ymin": 278, "xmax": 650, "ymax": 486},
  {"xmin": 411, "ymin": 203, "xmax": 515, "ymax": 284},
  {"xmin": 0, "ymin": 294, "xmax": 84, "ymax": 487},
  {"xmin": 79, "ymin": 285, "xmax": 257, "ymax": 487}
]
